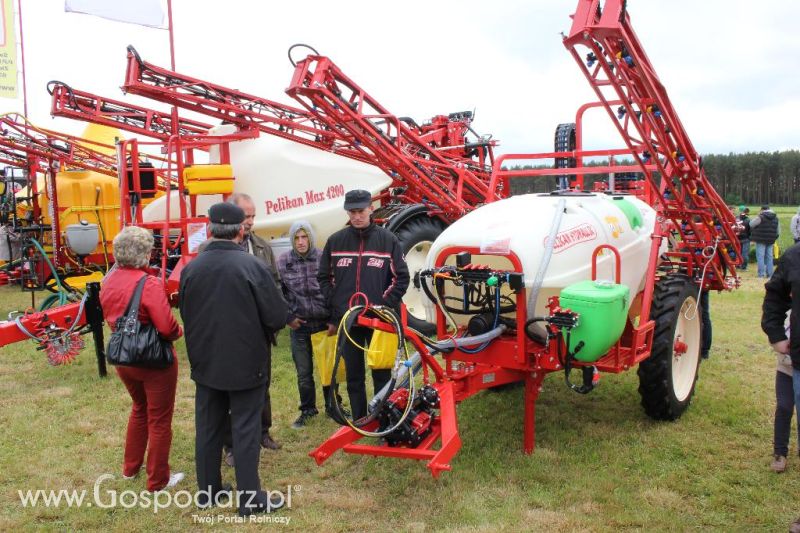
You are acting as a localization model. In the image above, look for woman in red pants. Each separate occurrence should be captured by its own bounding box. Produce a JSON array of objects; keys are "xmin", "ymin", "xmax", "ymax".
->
[{"xmin": 100, "ymin": 226, "xmax": 184, "ymax": 491}]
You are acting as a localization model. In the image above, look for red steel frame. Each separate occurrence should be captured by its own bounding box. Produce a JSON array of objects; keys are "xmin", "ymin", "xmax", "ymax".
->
[
  {"xmin": 307, "ymin": 0, "xmax": 740, "ymax": 476},
  {"xmin": 0, "ymin": 116, "xmax": 175, "ymax": 349},
  {"xmin": 121, "ymin": 48, "xmax": 497, "ymax": 222},
  {"xmin": 0, "ymin": 113, "xmax": 173, "ymax": 268},
  {"xmin": 287, "ymin": 56, "xmax": 501, "ymax": 221},
  {"xmin": 563, "ymin": 0, "xmax": 740, "ymax": 292},
  {"xmin": 121, "ymin": 46, "xmax": 373, "ymax": 165},
  {"xmin": 3, "ymin": 2, "xmax": 741, "ymax": 473},
  {"xmin": 49, "ymin": 81, "xmax": 213, "ymax": 143}
]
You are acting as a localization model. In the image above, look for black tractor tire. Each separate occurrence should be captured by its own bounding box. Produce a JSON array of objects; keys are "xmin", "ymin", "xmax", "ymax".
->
[
  {"xmin": 393, "ymin": 216, "xmax": 446, "ymax": 337},
  {"xmin": 637, "ymin": 274, "xmax": 703, "ymax": 420}
]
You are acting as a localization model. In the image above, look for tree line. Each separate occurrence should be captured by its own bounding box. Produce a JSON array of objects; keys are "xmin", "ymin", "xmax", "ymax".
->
[{"xmin": 507, "ymin": 150, "xmax": 800, "ymax": 206}]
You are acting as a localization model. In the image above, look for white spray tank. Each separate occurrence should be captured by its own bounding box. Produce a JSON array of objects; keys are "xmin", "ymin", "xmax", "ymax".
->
[
  {"xmin": 425, "ymin": 193, "xmax": 665, "ymax": 359},
  {"xmin": 141, "ymin": 125, "xmax": 391, "ymax": 247}
]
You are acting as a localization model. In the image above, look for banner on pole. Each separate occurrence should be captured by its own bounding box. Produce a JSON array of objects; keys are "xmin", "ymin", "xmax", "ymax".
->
[
  {"xmin": 65, "ymin": 0, "xmax": 167, "ymax": 29},
  {"xmin": 0, "ymin": 0, "xmax": 17, "ymax": 99}
]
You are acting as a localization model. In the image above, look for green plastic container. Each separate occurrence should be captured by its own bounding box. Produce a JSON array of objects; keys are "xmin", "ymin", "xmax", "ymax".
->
[
  {"xmin": 559, "ymin": 280, "xmax": 630, "ymax": 362},
  {"xmin": 612, "ymin": 196, "xmax": 643, "ymax": 230}
]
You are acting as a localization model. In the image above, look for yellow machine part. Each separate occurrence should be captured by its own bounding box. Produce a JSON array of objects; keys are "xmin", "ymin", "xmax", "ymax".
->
[
  {"xmin": 36, "ymin": 170, "xmax": 121, "ymax": 257},
  {"xmin": 184, "ymin": 164, "xmax": 234, "ymax": 195},
  {"xmin": 64, "ymin": 270, "xmax": 105, "ymax": 290}
]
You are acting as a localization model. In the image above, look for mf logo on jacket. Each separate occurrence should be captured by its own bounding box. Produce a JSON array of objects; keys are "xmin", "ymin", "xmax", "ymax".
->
[{"xmin": 336, "ymin": 257, "xmax": 353, "ymax": 267}]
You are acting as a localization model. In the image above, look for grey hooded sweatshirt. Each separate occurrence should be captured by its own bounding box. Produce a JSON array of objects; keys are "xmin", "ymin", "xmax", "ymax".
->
[{"xmin": 276, "ymin": 220, "xmax": 329, "ymax": 330}]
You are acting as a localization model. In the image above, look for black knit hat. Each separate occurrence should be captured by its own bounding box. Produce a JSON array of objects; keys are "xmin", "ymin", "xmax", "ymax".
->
[{"xmin": 208, "ymin": 202, "xmax": 245, "ymax": 224}]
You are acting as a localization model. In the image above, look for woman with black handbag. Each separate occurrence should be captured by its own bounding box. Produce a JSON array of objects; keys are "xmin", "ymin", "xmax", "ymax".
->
[{"xmin": 100, "ymin": 226, "xmax": 184, "ymax": 492}]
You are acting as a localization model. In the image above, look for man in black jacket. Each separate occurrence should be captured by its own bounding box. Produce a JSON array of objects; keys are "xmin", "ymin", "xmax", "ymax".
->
[
  {"xmin": 318, "ymin": 189, "xmax": 410, "ymax": 420},
  {"xmin": 180, "ymin": 202, "xmax": 288, "ymax": 516},
  {"xmin": 750, "ymin": 204, "xmax": 780, "ymax": 278}
]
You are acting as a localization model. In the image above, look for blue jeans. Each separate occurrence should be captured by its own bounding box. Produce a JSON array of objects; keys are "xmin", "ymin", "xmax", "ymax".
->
[
  {"xmin": 793, "ymin": 368, "xmax": 800, "ymax": 438},
  {"xmin": 755, "ymin": 242, "xmax": 774, "ymax": 278},
  {"xmin": 738, "ymin": 239, "xmax": 750, "ymax": 269}
]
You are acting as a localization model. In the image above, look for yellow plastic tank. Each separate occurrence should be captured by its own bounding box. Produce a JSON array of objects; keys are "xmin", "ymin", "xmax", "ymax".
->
[
  {"xmin": 42, "ymin": 123, "xmax": 124, "ymax": 259},
  {"xmin": 39, "ymin": 170, "xmax": 120, "ymax": 257}
]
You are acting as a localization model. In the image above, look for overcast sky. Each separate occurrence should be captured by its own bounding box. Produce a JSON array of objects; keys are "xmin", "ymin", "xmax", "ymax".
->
[{"xmin": 2, "ymin": 0, "xmax": 798, "ymax": 157}]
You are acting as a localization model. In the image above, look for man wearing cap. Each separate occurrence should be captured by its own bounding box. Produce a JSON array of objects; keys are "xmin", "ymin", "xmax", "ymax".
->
[
  {"xmin": 750, "ymin": 204, "xmax": 781, "ymax": 278},
  {"xmin": 179, "ymin": 202, "xmax": 288, "ymax": 515},
  {"xmin": 737, "ymin": 206, "xmax": 751, "ymax": 270},
  {"xmin": 317, "ymin": 189, "xmax": 410, "ymax": 420},
  {"xmin": 198, "ymin": 194, "xmax": 281, "ymax": 458}
]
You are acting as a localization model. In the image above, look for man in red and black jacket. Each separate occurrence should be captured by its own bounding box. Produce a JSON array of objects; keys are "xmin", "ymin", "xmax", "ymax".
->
[{"xmin": 318, "ymin": 189, "xmax": 410, "ymax": 420}]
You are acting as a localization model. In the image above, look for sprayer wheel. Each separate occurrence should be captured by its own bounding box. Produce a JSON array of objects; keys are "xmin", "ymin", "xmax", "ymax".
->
[
  {"xmin": 637, "ymin": 274, "xmax": 702, "ymax": 420},
  {"xmin": 393, "ymin": 216, "xmax": 446, "ymax": 337}
]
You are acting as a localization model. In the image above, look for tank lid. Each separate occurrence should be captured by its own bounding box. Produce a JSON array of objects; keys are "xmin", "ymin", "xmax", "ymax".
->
[{"xmin": 560, "ymin": 279, "xmax": 630, "ymax": 304}]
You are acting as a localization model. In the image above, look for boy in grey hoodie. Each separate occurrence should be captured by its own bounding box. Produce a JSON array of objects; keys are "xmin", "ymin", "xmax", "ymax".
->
[{"xmin": 277, "ymin": 221, "xmax": 341, "ymax": 428}]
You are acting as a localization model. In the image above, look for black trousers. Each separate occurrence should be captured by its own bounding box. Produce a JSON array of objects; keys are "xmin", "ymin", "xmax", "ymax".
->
[
  {"xmin": 222, "ymin": 360, "xmax": 271, "ymax": 449},
  {"xmin": 775, "ymin": 371, "xmax": 797, "ymax": 457},
  {"xmin": 700, "ymin": 290, "xmax": 712, "ymax": 358},
  {"xmin": 341, "ymin": 325, "xmax": 391, "ymax": 420},
  {"xmin": 195, "ymin": 382, "xmax": 269, "ymax": 514}
]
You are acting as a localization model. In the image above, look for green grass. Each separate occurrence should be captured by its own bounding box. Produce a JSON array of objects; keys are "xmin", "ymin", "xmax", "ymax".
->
[{"xmin": 1, "ymin": 267, "xmax": 799, "ymax": 531}]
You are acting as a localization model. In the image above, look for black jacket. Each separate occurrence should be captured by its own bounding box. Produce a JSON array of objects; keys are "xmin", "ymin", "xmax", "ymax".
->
[
  {"xmin": 751, "ymin": 211, "xmax": 779, "ymax": 244},
  {"xmin": 318, "ymin": 223, "xmax": 410, "ymax": 324},
  {"xmin": 737, "ymin": 214, "xmax": 750, "ymax": 241},
  {"xmin": 761, "ymin": 243, "xmax": 800, "ymax": 370},
  {"xmin": 179, "ymin": 239, "xmax": 288, "ymax": 390}
]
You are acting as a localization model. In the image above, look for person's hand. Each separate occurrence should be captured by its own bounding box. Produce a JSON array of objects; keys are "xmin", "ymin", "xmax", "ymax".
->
[
  {"xmin": 327, "ymin": 323, "xmax": 337, "ymax": 336},
  {"xmin": 771, "ymin": 339, "xmax": 790, "ymax": 355},
  {"xmin": 288, "ymin": 318, "xmax": 305, "ymax": 330}
]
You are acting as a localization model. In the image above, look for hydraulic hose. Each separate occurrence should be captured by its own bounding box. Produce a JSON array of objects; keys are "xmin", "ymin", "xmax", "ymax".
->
[
  {"xmin": 527, "ymin": 198, "xmax": 566, "ymax": 319},
  {"xmin": 429, "ymin": 324, "xmax": 506, "ymax": 351},
  {"xmin": 28, "ymin": 238, "xmax": 71, "ymax": 310},
  {"xmin": 329, "ymin": 304, "xmax": 416, "ymax": 438},
  {"xmin": 368, "ymin": 324, "xmax": 507, "ymax": 410},
  {"xmin": 370, "ymin": 351, "xmax": 422, "ymax": 413}
]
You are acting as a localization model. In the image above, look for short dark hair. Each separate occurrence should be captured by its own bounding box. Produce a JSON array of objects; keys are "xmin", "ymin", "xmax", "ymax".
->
[{"xmin": 209, "ymin": 222, "xmax": 241, "ymax": 240}]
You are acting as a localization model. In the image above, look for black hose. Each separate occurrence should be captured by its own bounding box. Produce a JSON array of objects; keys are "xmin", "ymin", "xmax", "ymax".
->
[
  {"xmin": 288, "ymin": 43, "xmax": 320, "ymax": 67},
  {"xmin": 329, "ymin": 306, "xmax": 405, "ymax": 430}
]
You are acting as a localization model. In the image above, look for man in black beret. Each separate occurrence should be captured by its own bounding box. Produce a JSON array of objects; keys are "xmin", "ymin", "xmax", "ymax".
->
[
  {"xmin": 317, "ymin": 190, "xmax": 410, "ymax": 421},
  {"xmin": 179, "ymin": 202, "xmax": 288, "ymax": 515}
]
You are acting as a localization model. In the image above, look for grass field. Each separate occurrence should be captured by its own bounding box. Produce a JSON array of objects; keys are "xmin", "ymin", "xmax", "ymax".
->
[{"xmin": 1, "ymin": 226, "xmax": 800, "ymax": 531}]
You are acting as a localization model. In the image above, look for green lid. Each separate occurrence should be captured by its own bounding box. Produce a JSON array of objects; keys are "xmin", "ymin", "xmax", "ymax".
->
[
  {"xmin": 559, "ymin": 279, "xmax": 630, "ymax": 304},
  {"xmin": 612, "ymin": 197, "xmax": 643, "ymax": 230}
]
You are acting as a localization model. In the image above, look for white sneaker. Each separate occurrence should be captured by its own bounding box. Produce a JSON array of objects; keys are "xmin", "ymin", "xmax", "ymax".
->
[
  {"xmin": 122, "ymin": 470, "xmax": 139, "ymax": 480},
  {"xmin": 166, "ymin": 472, "xmax": 185, "ymax": 488}
]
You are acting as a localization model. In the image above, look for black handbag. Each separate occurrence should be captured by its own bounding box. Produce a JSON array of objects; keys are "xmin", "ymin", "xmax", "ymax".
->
[{"xmin": 106, "ymin": 275, "xmax": 174, "ymax": 369}]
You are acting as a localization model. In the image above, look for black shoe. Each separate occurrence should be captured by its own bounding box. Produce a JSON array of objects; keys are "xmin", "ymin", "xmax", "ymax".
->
[
  {"xmin": 239, "ymin": 491, "xmax": 286, "ymax": 516},
  {"xmin": 701, "ymin": 352, "xmax": 709, "ymax": 360},
  {"xmin": 325, "ymin": 405, "xmax": 350, "ymax": 423},
  {"xmin": 197, "ymin": 483, "xmax": 233, "ymax": 509},
  {"xmin": 291, "ymin": 410, "xmax": 317, "ymax": 429},
  {"xmin": 260, "ymin": 433, "xmax": 282, "ymax": 450}
]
